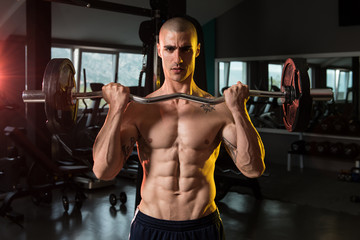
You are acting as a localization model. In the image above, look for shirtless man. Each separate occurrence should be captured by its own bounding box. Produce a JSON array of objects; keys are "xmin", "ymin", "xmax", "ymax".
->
[{"xmin": 93, "ymin": 17, "xmax": 265, "ymax": 240}]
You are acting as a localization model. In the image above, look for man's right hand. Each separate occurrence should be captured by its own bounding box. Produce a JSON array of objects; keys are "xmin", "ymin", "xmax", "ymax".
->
[{"xmin": 102, "ymin": 83, "xmax": 130, "ymax": 112}]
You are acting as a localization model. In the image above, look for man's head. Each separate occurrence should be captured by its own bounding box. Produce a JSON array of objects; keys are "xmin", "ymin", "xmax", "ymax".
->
[{"xmin": 157, "ymin": 17, "xmax": 201, "ymax": 84}]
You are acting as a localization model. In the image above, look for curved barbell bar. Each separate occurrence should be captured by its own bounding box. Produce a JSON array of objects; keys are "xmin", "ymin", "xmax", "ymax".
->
[{"xmin": 22, "ymin": 88, "xmax": 333, "ymax": 105}]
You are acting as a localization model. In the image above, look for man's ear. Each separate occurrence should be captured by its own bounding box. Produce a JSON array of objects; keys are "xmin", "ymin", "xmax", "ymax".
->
[
  {"xmin": 157, "ymin": 43, "xmax": 162, "ymax": 58},
  {"xmin": 195, "ymin": 43, "xmax": 201, "ymax": 58}
]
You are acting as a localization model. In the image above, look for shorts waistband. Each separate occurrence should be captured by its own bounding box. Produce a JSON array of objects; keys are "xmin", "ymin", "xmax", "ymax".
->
[{"xmin": 133, "ymin": 209, "xmax": 221, "ymax": 232}]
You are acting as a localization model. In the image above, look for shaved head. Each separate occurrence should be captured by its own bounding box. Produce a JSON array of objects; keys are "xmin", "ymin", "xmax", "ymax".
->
[
  {"xmin": 159, "ymin": 17, "xmax": 198, "ymax": 43},
  {"xmin": 157, "ymin": 17, "xmax": 201, "ymax": 85}
]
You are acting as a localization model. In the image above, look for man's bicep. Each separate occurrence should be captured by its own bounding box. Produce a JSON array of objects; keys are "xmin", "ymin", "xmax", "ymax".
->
[{"xmin": 120, "ymin": 123, "xmax": 138, "ymax": 159}]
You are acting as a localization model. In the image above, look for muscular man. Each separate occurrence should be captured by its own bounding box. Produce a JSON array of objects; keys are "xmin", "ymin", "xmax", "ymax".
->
[{"xmin": 93, "ymin": 17, "xmax": 265, "ymax": 240}]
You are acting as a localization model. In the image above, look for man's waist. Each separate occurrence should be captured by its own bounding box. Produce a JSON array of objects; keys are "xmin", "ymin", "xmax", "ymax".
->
[{"xmin": 133, "ymin": 208, "xmax": 222, "ymax": 232}]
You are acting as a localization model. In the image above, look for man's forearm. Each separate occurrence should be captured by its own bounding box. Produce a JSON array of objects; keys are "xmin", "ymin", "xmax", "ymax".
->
[
  {"xmin": 93, "ymin": 110, "xmax": 125, "ymax": 180},
  {"xmin": 232, "ymin": 108, "xmax": 265, "ymax": 178}
]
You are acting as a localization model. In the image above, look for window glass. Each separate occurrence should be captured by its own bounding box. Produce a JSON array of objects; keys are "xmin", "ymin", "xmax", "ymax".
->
[
  {"xmin": 347, "ymin": 71, "xmax": 353, "ymax": 101},
  {"xmin": 218, "ymin": 61, "xmax": 246, "ymax": 95},
  {"xmin": 326, "ymin": 69, "xmax": 336, "ymax": 92},
  {"xmin": 118, "ymin": 53, "xmax": 144, "ymax": 86},
  {"xmin": 51, "ymin": 47, "xmax": 72, "ymax": 60},
  {"xmin": 79, "ymin": 51, "xmax": 117, "ymax": 109},
  {"xmin": 349, "ymin": 71, "xmax": 353, "ymax": 88},
  {"xmin": 308, "ymin": 67, "xmax": 313, "ymax": 88},
  {"xmin": 326, "ymin": 69, "xmax": 352, "ymax": 101},
  {"xmin": 80, "ymin": 51, "xmax": 116, "ymax": 90},
  {"xmin": 229, "ymin": 62, "xmax": 246, "ymax": 87},
  {"xmin": 338, "ymin": 71, "xmax": 348, "ymax": 100},
  {"xmin": 268, "ymin": 64, "xmax": 282, "ymax": 90}
]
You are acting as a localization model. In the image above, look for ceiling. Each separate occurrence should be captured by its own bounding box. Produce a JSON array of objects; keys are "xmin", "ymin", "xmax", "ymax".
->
[
  {"xmin": 0, "ymin": 0, "xmax": 244, "ymax": 46},
  {"xmin": 0, "ymin": 0, "xmax": 354, "ymax": 68}
]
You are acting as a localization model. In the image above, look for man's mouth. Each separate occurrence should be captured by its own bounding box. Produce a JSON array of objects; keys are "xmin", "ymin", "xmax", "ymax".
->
[{"xmin": 171, "ymin": 67, "xmax": 184, "ymax": 73}]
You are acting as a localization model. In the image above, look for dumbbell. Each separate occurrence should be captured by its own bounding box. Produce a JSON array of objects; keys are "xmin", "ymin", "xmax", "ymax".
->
[
  {"xmin": 62, "ymin": 192, "xmax": 84, "ymax": 212},
  {"xmin": 304, "ymin": 141, "xmax": 316, "ymax": 154},
  {"xmin": 109, "ymin": 192, "xmax": 127, "ymax": 206},
  {"xmin": 329, "ymin": 142, "xmax": 344, "ymax": 156},
  {"xmin": 291, "ymin": 140, "xmax": 305, "ymax": 153},
  {"xmin": 344, "ymin": 143, "xmax": 359, "ymax": 159},
  {"xmin": 315, "ymin": 141, "xmax": 330, "ymax": 155}
]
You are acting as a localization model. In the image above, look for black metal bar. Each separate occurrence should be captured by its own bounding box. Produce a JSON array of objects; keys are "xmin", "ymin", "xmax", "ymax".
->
[{"xmin": 45, "ymin": 0, "xmax": 153, "ymax": 17}]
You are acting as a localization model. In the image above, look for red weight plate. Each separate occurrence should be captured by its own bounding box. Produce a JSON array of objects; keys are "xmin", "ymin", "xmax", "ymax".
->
[
  {"xmin": 42, "ymin": 59, "xmax": 78, "ymax": 134},
  {"xmin": 281, "ymin": 58, "xmax": 312, "ymax": 132}
]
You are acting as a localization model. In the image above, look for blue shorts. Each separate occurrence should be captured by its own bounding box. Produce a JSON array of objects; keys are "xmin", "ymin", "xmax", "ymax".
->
[{"xmin": 129, "ymin": 209, "xmax": 225, "ymax": 240}]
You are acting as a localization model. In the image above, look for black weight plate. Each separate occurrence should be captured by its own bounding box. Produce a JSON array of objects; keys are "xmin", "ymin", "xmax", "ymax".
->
[
  {"xmin": 281, "ymin": 58, "xmax": 312, "ymax": 132},
  {"xmin": 42, "ymin": 58, "xmax": 78, "ymax": 134}
]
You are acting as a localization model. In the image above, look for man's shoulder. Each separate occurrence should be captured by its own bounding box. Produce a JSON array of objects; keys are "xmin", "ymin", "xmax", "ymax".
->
[{"xmin": 194, "ymin": 88, "xmax": 214, "ymax": 99}]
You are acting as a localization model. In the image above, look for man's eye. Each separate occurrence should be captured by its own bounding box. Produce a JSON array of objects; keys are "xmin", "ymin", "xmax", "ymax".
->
[
  {"xmin": 165, "ymin": 47, "xmax": 175, "ymax": 52},
  {"xmin": 181, "ymin": 47, "xmax": 192, "ymax": 53}
]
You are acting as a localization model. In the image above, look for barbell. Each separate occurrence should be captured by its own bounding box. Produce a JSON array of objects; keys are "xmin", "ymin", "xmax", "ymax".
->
[{"xmin": 22, "ymin": 58, "xmax": 333, "ymax": 134}]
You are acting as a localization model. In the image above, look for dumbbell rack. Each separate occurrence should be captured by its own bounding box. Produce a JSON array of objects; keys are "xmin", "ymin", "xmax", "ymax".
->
[{"xmin": 257, "ymin": 128, "xmax": 360, "ymax": 172}]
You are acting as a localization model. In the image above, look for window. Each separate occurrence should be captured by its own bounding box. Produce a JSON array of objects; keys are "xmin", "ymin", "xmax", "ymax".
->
[
  {"xmin": 327, "ymin": 69, "xmax": 352, "ymax": 101},
  {"xmin": 51, "ymin": 47, "xmax": 72, "ymax": 60},
  {"xmin": 268, "ymin": 64, "xmax": 282, "ymax": 90},
  {"xmin": 118, "ymin": 52, "xmax": 145, "ymax": 87},
  {"xmin": 308, "ymin": 67, "xmax": 313, "ymax": 88},
  {"xmin": 79, "ymin": 51, "xmax": 117, "ymax": 92},
  {"xmin": 217, "ymin": 61, "xmax": 247, "ymax": 95},
  {"xmin": 76, "ymin": 51, "xmax": 117, "ymax": 109},
  {"xmin": 51, "ymin": 46, "xmax": 143, "ymax": 110}
]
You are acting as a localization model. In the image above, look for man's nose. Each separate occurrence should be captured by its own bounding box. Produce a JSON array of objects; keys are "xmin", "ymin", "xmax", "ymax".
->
[{"xmin": 174, "ymin": 49, "xmax": 183, "ymax": 64}]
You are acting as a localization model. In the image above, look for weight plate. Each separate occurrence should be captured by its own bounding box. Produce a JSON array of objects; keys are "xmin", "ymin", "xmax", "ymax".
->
[
  {"xmin": 42, "ymin": 59, "xmax": 78, "ymax": 134},
  {"xmin": 281, "ymin": 58, "xmax": 312, "ymax": 132}
]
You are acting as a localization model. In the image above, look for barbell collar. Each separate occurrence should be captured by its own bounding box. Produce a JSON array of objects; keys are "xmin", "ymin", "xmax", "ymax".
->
[{"xmin": 22, "ymin": 90, "xmax": 45, "ymax": 103}]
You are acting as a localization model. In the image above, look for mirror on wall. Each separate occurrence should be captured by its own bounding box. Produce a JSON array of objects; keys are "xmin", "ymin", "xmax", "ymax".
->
[{"xmin": 215, "ymin": 56, "xmax": 359, "ymax": 136}]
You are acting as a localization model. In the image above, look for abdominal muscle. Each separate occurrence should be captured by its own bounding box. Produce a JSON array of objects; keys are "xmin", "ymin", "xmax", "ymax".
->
[{"xmin": 137, "ymin": 143, "xmax": 220, "ymax": 221}]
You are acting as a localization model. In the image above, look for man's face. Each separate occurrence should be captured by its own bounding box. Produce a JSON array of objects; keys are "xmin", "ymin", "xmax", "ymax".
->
[{"xmin": 157, "ymin": 28, "xmax": 200, "ymax": 83}]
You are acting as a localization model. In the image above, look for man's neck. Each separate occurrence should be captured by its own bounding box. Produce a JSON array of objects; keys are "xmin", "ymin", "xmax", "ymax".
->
[{"xmin": 162, "ymin": 78, "xmax": 198, "ymax": 95}]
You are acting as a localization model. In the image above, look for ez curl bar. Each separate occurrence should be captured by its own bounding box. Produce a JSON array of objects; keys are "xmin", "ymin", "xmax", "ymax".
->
[{"xmin": 22, "ymin": 58, "xmax": 333, "ymax": 133}]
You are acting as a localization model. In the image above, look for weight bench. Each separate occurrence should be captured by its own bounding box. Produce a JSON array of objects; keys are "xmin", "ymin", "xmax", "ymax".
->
[{"xmin": 0, "ymin": 126, "xmax": 90, "ymax": 225}]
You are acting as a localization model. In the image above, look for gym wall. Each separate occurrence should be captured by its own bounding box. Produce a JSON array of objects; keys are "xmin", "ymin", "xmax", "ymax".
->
[{"xmin": 216, "ymin": 0, "xmax": 360, "ymax": 58}]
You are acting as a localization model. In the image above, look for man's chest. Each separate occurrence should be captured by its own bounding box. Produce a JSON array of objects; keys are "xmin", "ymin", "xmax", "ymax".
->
[{"xmin": 135, "ymin": 103, "xmax": 226, "ymax": 149}]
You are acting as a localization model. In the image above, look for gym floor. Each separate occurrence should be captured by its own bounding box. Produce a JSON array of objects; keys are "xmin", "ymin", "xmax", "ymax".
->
[{"xmin": 1, "ymin": 163, "xmax": 360, "ymax": 240}]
